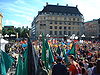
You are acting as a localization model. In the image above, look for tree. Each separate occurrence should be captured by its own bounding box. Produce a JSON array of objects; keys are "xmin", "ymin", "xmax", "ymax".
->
[
  {"xmin": 15, "ymin": 27, "xmax": 22, "ymax": 38},
  {"xmin": 21, "ymin": 28, "xmax": 29, "ymax": 38}
]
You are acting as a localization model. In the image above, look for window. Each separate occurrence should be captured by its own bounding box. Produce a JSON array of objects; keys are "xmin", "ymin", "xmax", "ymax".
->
[
  {"xmin": 40, "ymin": 21, "xmax": 42, "ymax": 23},
  {"xmin": 69, "ymin": 18, "xmax": 71, "ymax": 21},
  {"xmin": 40, "ymin": 24, "xmax": 45, "ymax": 29},
  {"xmin": 54, "ymin": 31, "xmax": 57, "ymax": 35},
  {"xmin": 59, "ymin": 31, "xmax": 62, "ymax": 35},
  {"xmin": 68, "ymin": 31, "xmax": 71, "ymax": 35},
  {"xmin": 77, "ymin": 31, "xmax": 79, "ymax": 35},
  {"xmin": 73, "ymin": 18, "xmax": 75, "ymax": 21},
  {"xmin": 72, "ymin": 27, "xmax": 74, "ymax": 29},
  {"xmin": 77, "ymin": 18, "xmax": 80, "ymax": 21},
  {"xmin": 68, "ymin": 22, "xmax": 71, "ymax": 25},
  {"xmin": 44, "ymin": 17, "xmax": 45, "ymax": 19},
  {"xmin": 50, "ymin": 26, "xmax": 52, "ymax": 29},
  {"xmin": 77, "ymin": 23, "xmax": 79, "ymax": 25},
  {"xmin": 59, "ymin": 22, "xmax": 62, "ymax": 25},
  {"xmin": 72, "ymin": 22, "xmax": 75, "ymax": 25},
  {"xmin": 50, "ymin": 21, "xmax": 53, "ymax": 24},
  {"xmin": 64, "ymin": 31, "xmax": 66, "ymax": 34},
  {"xmin": 64, "ymin": 22, "xmax": 67, "ymax": 25},
  {"xmin": 40, "ymin": 24, "xmax": 42, "ymax": 26},
  {"xmin": 59, "ymin": 26, "xmax": 62, "ymax": 29},
  {"xmin": 55, "ymin": 21, "xmax": 57, "ymax": 24},
  {"xmin": 55, "ymin": 26, "xmax": 57, "ymax": 29},
  {"xmin": 68, "ymin": 27, "xmax": 71, "ymax": 30},
  {"xmin": 50, "ymin": 31, "xmax": 53, "ymax": 35},
  {"xmin": 44, "ymin": 24, "xmax": 46, "ymax": 26},
  {"xmin": 64, "ymin": 27, "xmax": 66, "ymax": 29}
]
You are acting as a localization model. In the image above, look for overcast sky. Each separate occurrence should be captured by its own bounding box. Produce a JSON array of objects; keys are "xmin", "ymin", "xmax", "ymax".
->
[{"xmin": 0, "ymin": 0, "xmax": 100, "ymax": 27}]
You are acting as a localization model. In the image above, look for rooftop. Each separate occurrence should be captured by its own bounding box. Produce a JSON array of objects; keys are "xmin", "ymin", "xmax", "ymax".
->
[{"xmin": 39, "ymin": 4, "xmax": 82, "ymax": 15}]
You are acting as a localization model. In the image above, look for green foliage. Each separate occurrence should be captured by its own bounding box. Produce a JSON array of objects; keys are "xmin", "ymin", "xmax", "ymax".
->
[
  {"xmin": 2, "ymin": 26, "xmax": 30, "ymax": 38},
  {"xmin": 2, "ymin": 27, "xmax": 16, "ymax": 36}
]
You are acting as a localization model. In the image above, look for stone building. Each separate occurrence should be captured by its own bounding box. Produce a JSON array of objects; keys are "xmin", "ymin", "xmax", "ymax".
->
[
  {"xmin": 84, "ymin": 19, "xmax": 100, "ymax": 39},
  {"xmin": 31, "ymin": 3, "xmax": 84, "ymax": 40}
]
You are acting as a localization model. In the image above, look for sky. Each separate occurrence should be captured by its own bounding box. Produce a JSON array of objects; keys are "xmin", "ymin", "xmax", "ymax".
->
[{"xmin": 0, "ymin": 0, "xmax": 100, "ymax": 28}]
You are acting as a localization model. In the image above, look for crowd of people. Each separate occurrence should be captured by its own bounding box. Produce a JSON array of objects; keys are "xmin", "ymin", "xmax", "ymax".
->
[
  {"xmin": 34, "ymin": 39, "xmax": 100, "ymax": 75},
  {"xmin": 5, "ymin": 38, "xmax": 100, "ymax": 75}
]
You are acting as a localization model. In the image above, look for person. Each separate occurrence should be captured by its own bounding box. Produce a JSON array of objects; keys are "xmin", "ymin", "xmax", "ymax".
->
[
  {"xmin": 68, "ymin": 55, "xmax": 82, "ymax": 75},
  {"xmin": 92, "ymin": 59, "xmax": 100, "ymax": 75},
  {"xmin": 87, "ymin": 62, "xmax": 93, "ymax": 75},
  {"xmin": 36, "ymin": 58, "xmax": 48, "ymax": 75},
  {"xmin": 52, "ymin": 56, "xmax": 68, "ymax": 75}
]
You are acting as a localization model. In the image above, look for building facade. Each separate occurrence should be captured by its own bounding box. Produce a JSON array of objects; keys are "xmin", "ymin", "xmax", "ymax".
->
[
  {"xmin": 0, "ymin": 13, "xmax": 3, "ymax": 33},
  {"xmin": 31, "ymin": 3, "xmax": 84, "ymax": 40},
  {"xmin": 84, "ymin": 19, "xmax": 100, "ymax": 39}
]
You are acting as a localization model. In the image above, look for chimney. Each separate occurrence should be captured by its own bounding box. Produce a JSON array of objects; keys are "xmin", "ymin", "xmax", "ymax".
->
[
  {"xmin": 46, "ymin": 2, "xmax": 48, "ymax": 5},
  {"xmin": 57, "ymin": 3, "xmax": 59, "ymax": 6},
  {"xmin": 76, "ymin": 5, "xmax": 78, "ymax": 7},
  {"xmin": 66, "ymin": 4, "xmax": 68, "ymax": 6}
]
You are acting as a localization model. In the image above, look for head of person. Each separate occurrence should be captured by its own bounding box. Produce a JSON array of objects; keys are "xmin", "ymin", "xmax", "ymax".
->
[
  {"xmin": 88, "ymin": 62, "xmax": 93, "ymax": 68},
  {"xmin": 68, "ymin": 55, "xmax": 75, "ymax": 62},
  {"xmin": 57, "ymin": 56, "xmax": 62, "ymax": 63},
  {"xmin": 96, "ymin": 59, "xmax": 100, "ymax": 73}
]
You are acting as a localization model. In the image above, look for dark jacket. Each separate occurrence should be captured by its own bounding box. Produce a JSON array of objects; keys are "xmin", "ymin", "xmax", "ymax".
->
[{"xmin": 52, "ymin": 63, "xmax": 68, "ymax": 75}]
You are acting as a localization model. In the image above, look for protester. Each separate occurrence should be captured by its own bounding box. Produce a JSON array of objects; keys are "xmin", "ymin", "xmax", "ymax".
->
[
  {"xmin": 68, "ymin": 55, "xmax": 82, "ymax": 75},
  {"xmin": 92, "ymin": 59, "xmax": 100, "ymax": 75},
  {"xmin": 52, "ymin": 56, "xmax": 68, "ymax": 75},
  {"xmin": 87, "ymin": 62, "xmax": 94, "ymax": 75}
]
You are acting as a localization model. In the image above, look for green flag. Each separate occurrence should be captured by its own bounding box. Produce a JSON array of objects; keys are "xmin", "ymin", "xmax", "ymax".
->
[
  {"xmin": 0, "ymin": 51, "xmax": 6, "ymax": 75},
  {"xmin": 45, "ymin": 40, "xmax": 54, "ymax": 69},
  {"xmin": 57, "ymin": 46, "xmax": 61, "ymax": 56},
  {"xmin": 22, "ymin": 49, "xmax": 28, "ymax": 75},
  {"xmin": 48, "ymin": 48, "xmax": 54, "ymax": 69},
  {"xmin": 69, "ymin": 43, "xmax": 76, "ymax": 57},
  {"xmin": 41, "ymin": 33, "xmax": 54, "ymax": 70},
  {"xmin": 15, "ymin": 55, "xmax": 23, "ymax": 75},
  {"xmin": 0, "ymin": 50, "xmax": 14, "ymax": 75},
  {"xmin": 63, "ymin": 48, "xmax": 69, "ymax": 64},
  {"xmin": 41, "ymin": 33, "xmax": 47, "ymax": 68},
  {"xmin": 2, "ymin": 51, "xmax": 15, "ymax": 72}
]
